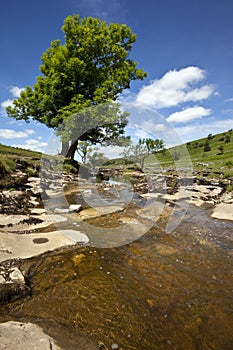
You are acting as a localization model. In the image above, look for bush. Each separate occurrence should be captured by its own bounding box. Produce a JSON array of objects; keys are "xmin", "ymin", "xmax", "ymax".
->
[{"xmin": 203, "ymin": 141, "xmax": 211, "ymax": 152}]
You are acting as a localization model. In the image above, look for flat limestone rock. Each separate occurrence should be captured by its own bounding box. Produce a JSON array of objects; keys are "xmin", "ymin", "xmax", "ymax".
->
[
  {"xmin": 76, "ymin": 206, "xmax": 124, "ymax": 220},
  {"xmin": 60, "ymin": 230, "xmax": 89, "ymax": 244},
  {"xmin": 211, "ymin": 202, "xmax": 233, "ymax": 221},
  {"xmin": 0, "ymin": 215, "xmax": 29, "ymax": 226},
  {"xmin": 0, "ymin": 230, "xmax": 89, "ymax": 263},
  {"xmin": 0, "ymin": 321, "xmax": 62, "ymax": 350},
  {"xmin": 0, "ymin": 214, "xmax": 67, "ymax": 233},
  {"xmin": 30, "ymin": 208, "xmax": 47, "ymax": 215}
]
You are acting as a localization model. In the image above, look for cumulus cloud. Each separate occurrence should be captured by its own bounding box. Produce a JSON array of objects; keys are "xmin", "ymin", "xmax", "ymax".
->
[
  {"xmin": 1, "ymin": 99, "xmax": 14, "ymax": 109},
  {"xmin": 0, "ymin": 85, "xmax": 25, "ymax": 114},
  {"xmin": 10, "ymin": 86, "xmax": 25, "ymax": 98},
  {"xmin": 13, "ymin": 139, "xmax": 47, "ymax": 153},
  {"xmin": 0, "ymin": 129, "xmax": 35, "ymax": 139},
  {"xmin": 167, "ymin": 106, "xmax": 211, "ymax": 123},
  {"xmin": 136, "ymin": 66, "xmax": 214, "ymax": 108}
]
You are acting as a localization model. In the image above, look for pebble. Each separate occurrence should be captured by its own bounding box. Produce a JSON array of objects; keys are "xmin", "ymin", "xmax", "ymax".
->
[{"xmin": 111, "ymin": 344, "xmax": 119, "ymax": 349}]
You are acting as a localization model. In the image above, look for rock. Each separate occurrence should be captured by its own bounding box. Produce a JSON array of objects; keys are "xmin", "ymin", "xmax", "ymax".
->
[
  {"xmin": 0, "ymin": 215, "xmax": 29, "ymax": 226},
  {"xmin": 61, "ymin": 230, "xmax": 89, "ymax": 244},
  {"xmin": 46, "ymin": 214, "xmax": 68, "ymax": 223},
  {"xmin": 0, "ymin": 321, "xmax": 62, "ymax": 349},
  {"xmin": 82, "ymin": 189, "xmax": 92, "ymax": 196},
  {"xmin": 97, "ymin": 171, "xmax": 110, "ymax": 181},
  {"xmin": 69, "ymin": 204, "xmax": 82, "ymax": 212},
  {"xmin": 54, "ymin": 208, "xmax": 70, "ymax": 214},
  {"xmin": 30, "ymin": 208, "xmax": 46, "ymax": 215},
  {"xmin": 111, "ymin": 344, "xmax": 119, "ymax": 350},
  {"xmin": 0, "ymin": 230, "xmax": 88, "ymax": 263},
  {"xmin": 9, "ymin": 267, "xmax": 25, "ymax": 284},
  {"xmin": 76, "ymin": 206, "xmax": 124, "ymax": 220},
  {"xmin": 0, "ymin": 275, "xmax": 5, "ymax": 283},
  {"xmin": 72, "ymin": 253, "xmax": 86, "ymax": 266},
  {"xmin": 211, "ymin": 202, "xmax": 233, "ymax": 221},
  {"xmin": 118, "ymin": 217, "xmax": 140, "ymax": 224}
]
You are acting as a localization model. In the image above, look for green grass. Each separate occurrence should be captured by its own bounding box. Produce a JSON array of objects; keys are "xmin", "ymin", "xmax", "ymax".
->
[
  {"xmin": 0, "ymin": 143, "xmax": 41, "ymax": 158},
  {"xmin": 144, "ymin": 129, "xmax": 233, "ymax": 181},
  {"xmin": 0, "ymin": 143, "xmax": 42, "ymax": 176}
]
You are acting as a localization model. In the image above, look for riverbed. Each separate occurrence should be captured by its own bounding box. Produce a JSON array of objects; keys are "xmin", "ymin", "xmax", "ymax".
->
[{"xmin": 0, "ymin": 201, "xmax": 233, "ymax": 350}]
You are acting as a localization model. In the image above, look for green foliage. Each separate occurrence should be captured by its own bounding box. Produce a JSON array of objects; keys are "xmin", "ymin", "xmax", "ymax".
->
[
  {"xmin": 77, "ymin": 141, "xmax": 94, "ymax": 164},
  {"xmin": 87, "ymin": 151, "xmax": 109, "ymax": 167},
  {"xmin": 203, "ymin": 140, "xmax": 211, "ymax": 152},
  {"xmin": 6, "ymin": 14, "xmax": 147, "ymax": 158},
  {"xmin": 224, "ymin": 134, "xmax": 231, "ymax": 143},
  {"xmin": 218, "ymin": 144, "xmax": 224, "ymax": 154}
]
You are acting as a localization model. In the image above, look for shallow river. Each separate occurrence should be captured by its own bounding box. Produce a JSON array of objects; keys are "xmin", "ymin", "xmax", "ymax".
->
[{"xmin": 0, "ymin": 202, "xmax": 233, "ymax": 349}]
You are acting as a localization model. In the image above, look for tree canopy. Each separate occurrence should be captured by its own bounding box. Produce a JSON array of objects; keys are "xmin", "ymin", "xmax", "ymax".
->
[{"xmin": 6, "ymin": 14, "xmax": 147, "ymax": 158}]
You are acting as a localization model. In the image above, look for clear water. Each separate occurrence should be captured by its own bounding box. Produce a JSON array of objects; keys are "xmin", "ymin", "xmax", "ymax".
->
[{"xmin": 0, "ymin": 202, "xmax": 233, "ymax": 350}]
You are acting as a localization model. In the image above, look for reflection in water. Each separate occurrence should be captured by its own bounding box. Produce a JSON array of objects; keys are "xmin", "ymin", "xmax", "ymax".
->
[{"xmin": 1, "ymin": 205, "xmax": 233, "ymax": 350}]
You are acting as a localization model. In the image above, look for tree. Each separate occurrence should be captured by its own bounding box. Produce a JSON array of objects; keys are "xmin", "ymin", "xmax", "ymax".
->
[
  {"xmin": 6, "ymin": 14, "xmax": 147, "ymax": 159},
  {"xmin": 218, "ymin": 144, "xmax": 224, "ymax": 154},
  {"xmin": 121, "ymin": 138, "xmax": 165, "ymax": 171},
  {"xmin": 87, "ymin": 150, "xmax": 109, "ymax": 167},
  {"xmin": 76, "ymin": 141, "xmax": 94, "ymax": 164},
  {"xmin": 203, "ymin": 140, "xmax": 211, "ymax": 152},
  {"xmin": 225, "ymin": 134, "xmax": 231, "ymax": 143}
]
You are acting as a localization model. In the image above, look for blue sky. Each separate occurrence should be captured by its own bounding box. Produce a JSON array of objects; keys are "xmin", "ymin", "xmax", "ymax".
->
[{"xmin": 0, "ymin": 0, "xmax": 233, "ymax": 152}]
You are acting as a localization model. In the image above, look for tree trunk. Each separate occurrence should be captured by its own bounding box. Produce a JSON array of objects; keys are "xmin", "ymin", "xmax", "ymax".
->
[
  {"xmin": 60, "ymin": 141, "xmax": 69, "ymax": 157},
  {"xmin": 66, "ymin": 139, "xmax": 78, "ymax": 159}
]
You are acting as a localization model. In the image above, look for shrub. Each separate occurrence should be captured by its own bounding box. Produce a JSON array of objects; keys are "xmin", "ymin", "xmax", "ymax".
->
[{"xmin": 203, "ymin": 141, "xmax": 211, "ymax": 152}]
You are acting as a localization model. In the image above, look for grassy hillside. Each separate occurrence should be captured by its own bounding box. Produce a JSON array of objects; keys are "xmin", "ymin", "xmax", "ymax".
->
[
  {"xmin": 146, "ymin": 129, "xmax": 233, "ymax": 183},
  {"xmin": 0, "ymin": 144, "xmax": 84, "ymax": 179},
  {"xmin": 0, "ymin": 144, "xmax": 42, "ymax": 176}
]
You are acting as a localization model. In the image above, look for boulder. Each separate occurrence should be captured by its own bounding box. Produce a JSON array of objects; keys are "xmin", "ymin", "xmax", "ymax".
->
[{"xmin": 0, "ymin": 321, "xmax": 62, "ymax": 349}]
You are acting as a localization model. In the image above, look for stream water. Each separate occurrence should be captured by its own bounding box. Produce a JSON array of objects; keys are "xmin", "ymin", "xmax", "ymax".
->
[{"xmin": 0, "ymin": 187, "xmax": 233, "ymax": 349}]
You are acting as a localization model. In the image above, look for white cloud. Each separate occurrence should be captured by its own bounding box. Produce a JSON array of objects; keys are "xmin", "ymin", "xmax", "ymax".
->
[
  {"xmin": 167, "ymin": 106, "xmax": 211, "ymax": 123},
  {"xmin": 13, "ymin": 139, "xmax": 47, "ymax": 153},
  {"xmin": 174, "ymin": 118, "xmax": 233, "ymax": 143},
  {"xmin": 0, "ymin": 129, "xmax": 35, "ymax": 139},
  {"xmin": 10, "ymin": 86, "xmax": 25, "ymax": 98},
  {"xmin": 1, "ymin": 85, "xmax": 25, "ymax": 115},
  {"xmin": 139, "ymin": 120, "xmax": 166, "ymax": 132},
  {"xmin": 136, "ymin": 66, "xmax": 214, "ymax": 108},
  {"xmin": 1, "ymin": 99, "xmax": 14, "ymax": 109},
  {"xmin": 225, "ymin": 97, "xmax": 233, "ymax": 103}
]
